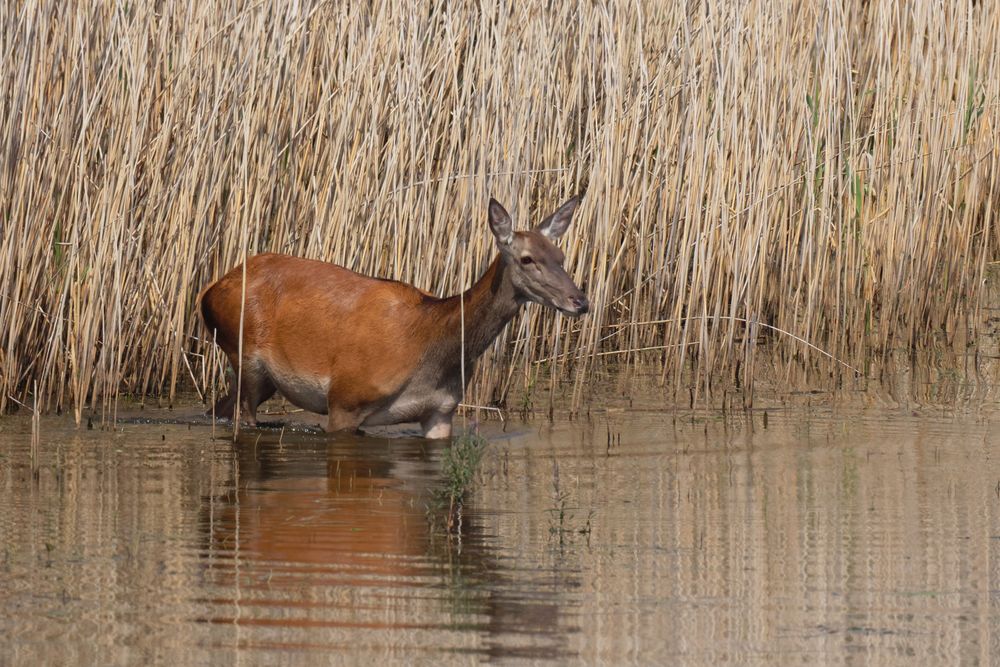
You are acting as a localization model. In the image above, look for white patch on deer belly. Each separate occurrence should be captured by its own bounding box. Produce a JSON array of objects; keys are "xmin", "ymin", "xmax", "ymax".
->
[{"xmin": 267, "ymin": 363, "xmax": 330, "ymax": 414}]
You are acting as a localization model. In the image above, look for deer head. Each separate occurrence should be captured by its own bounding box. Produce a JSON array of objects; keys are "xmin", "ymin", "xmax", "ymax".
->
[{"xmin": 488, "ymin": 195, "xmax": 589, "ymax": 317}]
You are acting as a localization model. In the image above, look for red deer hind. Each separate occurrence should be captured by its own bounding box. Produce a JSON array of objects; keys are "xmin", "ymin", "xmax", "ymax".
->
[{"xmin": 199, "ymin": 196, "xmax": 589, "ymax": 438}]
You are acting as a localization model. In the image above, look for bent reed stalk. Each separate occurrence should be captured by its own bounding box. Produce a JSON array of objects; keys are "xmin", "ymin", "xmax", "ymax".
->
[{"xmin": 1, "ymin": 0, "xmax": 999, "ymax": 422}]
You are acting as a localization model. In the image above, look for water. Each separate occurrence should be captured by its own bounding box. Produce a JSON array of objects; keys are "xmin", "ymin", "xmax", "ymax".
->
[{"xmin": 2, "ymin": 395, "xmax": 1000, "ymax": 664}]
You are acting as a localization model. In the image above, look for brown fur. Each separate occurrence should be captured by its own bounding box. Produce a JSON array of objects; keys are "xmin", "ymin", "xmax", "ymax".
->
[
  {"xmin": 199, "ymin": 197, "xmax": 588, "ymax": 437},
  {"xmin": 202, "ymin": 255, "xmax": 431, "ymax": 414}
]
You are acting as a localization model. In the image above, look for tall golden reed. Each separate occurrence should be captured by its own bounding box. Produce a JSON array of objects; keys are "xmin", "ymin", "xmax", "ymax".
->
[{"xmin": 1, "ymin": 1, "xmax": 998, "ymax": 422}]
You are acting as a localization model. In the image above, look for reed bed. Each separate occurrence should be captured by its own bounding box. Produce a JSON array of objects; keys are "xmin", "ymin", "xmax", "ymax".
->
[{"xmin": 1, "ymin": 0, "xmax": 998, "ymax": 421}]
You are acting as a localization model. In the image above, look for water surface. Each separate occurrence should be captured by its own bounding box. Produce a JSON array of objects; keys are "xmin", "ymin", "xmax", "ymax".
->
[{"xmin": 2, "ymin": 398, "xmax": 1000, "ymax": 664}]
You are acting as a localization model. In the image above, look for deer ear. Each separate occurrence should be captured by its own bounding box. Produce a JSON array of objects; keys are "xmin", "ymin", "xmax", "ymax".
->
[
  {"xmin": 536, "ymin": 195, "xmax": 581, "ymax": 240},
  {"xmin": 488, "ymin": 198, "xmax": 514, "ymax": 246}
]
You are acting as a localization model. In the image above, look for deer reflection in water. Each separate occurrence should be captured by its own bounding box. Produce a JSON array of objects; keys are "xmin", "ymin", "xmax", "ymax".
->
[
  {"xmin": 196, "ymin": 430, "xmax": 574, "ymax": 660},
  {"xmin": 203, "ymin": 433, "xmax": 437, "ymax": 585}
]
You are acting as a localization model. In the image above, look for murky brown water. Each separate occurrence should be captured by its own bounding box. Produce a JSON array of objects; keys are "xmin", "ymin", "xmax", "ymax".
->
[{"xmin": 3, "ymin": 390, "xmax": 1000, "ymax": 664}]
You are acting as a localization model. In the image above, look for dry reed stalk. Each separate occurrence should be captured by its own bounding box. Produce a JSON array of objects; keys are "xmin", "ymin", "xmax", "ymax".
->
[
  {"xmin": 0, "ymin": 0, "xmax": 998, "ymax": 420},
  {"xmin": 30, "ymin": 380, "xmax": 39, "ymax": 476}
]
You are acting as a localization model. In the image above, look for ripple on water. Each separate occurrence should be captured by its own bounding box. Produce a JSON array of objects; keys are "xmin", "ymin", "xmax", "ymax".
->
[{"xmin": 1, "ymin": 405, "xmax": 999, "ymax": 664}]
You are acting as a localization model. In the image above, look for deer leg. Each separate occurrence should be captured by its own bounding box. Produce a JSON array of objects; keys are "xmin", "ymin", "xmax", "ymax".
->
[
  {"xmin": 420, "ymin": 411, "xmax": 454, "ymax": 439},
  {"xmin": 210, "ymin": 390, "xmax": 237, "ymax": 420},
  {"xmin": 240, "ymin": 378, "xmax": 277, "ymax": 425},
  {"xmin": 211, "ymin": 357, "xmax": 276, "ymax": 425},
  {"xmin": 207, "ymin": 356, "xmax": 239, "ymax": 419},
  {"xmin": 235, "ymin": 359, "xmax": 277, "ymax": 425},
  {"xmin": 326, "ymin": 407, "xmax": 364, "ymax": 433}
]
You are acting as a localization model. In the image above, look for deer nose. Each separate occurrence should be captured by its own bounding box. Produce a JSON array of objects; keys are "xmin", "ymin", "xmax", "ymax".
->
[{"xmin": 572, "ymin": 295, "xmax": 590, "ymax": 315}]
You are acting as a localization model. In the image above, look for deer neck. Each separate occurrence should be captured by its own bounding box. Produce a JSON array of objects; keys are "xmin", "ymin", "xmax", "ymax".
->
[{"xmin": 434, "ymin": 256, "xmax": 521, "ymax": 372}]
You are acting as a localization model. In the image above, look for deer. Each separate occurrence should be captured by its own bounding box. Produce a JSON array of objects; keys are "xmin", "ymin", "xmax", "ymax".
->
[{"xmin": 198, "ymin": 195, "xmax": 589, "ymax": 438}]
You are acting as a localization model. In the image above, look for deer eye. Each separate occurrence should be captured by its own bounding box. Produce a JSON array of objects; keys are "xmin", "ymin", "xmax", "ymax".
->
[{"xmin": 520, "ymin": 256, "xmax": 534, "ymax": 265}]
